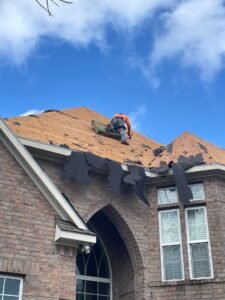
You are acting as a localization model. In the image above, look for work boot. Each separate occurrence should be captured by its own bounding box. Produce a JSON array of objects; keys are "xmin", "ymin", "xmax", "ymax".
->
[{"xmin": 121, "ymin": 141, "xmax": 129, "ymax": 145}]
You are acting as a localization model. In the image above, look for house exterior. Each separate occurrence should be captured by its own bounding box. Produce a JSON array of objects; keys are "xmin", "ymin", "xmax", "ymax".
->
[{"xmin": 0, "ymin": 106, "xmax": 225, "ymax": 299}]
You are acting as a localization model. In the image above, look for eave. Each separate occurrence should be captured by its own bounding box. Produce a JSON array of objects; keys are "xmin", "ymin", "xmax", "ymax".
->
[
  {"xmin": 19, "ymin": 136, "xmax": 225, "ymax": 179},
  {"xmin": 0, "ymin": 119, "xmax": 88, "ymax": 231}
]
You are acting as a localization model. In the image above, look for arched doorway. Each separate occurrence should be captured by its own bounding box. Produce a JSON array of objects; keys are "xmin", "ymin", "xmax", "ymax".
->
[{"xmin": 76, "ymin": 208, "xmax": 136, "ymax": 300}]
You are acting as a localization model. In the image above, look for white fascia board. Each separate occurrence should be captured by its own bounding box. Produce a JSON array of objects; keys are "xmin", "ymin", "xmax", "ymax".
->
[
  {"xmin": 0, "ymin": 119, "xmax": 87, "ymax": 230},
  {"xmin": 145, "ymin": 163, "xmax": 225, "ymax": 178},
  {"xmin": 19, "ymin": 137, "xmax": 225, "ymax": 177},
  {"xmin": 55, "ymin": 224, "xmax": 96, "ymax": 246},
  {"xmin": 20, "ymin": 137, "xmax": 72, "ymax": 157}
]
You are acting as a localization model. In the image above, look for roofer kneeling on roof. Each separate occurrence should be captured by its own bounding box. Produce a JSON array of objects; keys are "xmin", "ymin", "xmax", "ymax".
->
[{"xmin": 110, "ymin": 113, "xmax": 132, "ymax": 145}]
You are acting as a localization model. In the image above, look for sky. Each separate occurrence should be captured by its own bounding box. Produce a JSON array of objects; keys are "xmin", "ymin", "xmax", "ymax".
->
[{"xmin": 0, "ymin": 0, "xmax": 225, "ymax": 147}]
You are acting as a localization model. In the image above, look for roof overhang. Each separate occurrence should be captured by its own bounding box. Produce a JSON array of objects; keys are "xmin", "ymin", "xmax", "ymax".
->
[
  {"xmin": 19, "ymin": 136, "xmax": 225, "ymax": 178},
  {"xmin": 0, "ymin": 119, "xmax": 89, "ymax": 232},
  {"xmin": 55, "ymin": 224, "xmax": 96, "ymax": 247}
]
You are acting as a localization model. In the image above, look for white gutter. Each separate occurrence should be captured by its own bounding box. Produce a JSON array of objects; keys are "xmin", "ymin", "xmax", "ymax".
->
[
  {"xmin": 19, "ymin": 137, "xmax": 225, "ymax": 177},
  {"xmin": 0, "ymin": 120, "xmax": 87, "ymax": 230}
]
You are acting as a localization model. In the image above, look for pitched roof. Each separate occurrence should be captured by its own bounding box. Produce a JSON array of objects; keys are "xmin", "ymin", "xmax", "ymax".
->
[
  {"xmin": 151, "ymin": 131, "xmax": 225, "ymax": 167},
  {"xmin": 6, "ymin": 107, "xmax": 162, "ymax": 167}
]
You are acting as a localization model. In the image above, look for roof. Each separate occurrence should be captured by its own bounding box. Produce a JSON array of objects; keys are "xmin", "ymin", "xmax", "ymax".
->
[
  {"xmin": 5, "ymin": 107, "xmax": 225, "ymax": 169},
  {"xmin": 151, "ymin": 131, "xmax": 225, "ymax": 167},
  {"xmin": 56, "ymin": 218, "xmax": 95, "ymax": 236},
  {"xmin": 6, "ymin": 107, "xmax": 162, "ymax": 167}
]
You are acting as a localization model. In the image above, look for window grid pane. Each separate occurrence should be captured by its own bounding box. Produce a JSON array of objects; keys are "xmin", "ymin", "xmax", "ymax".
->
[
  {"xmin": 188, "ymin": 208, "xmax": 207, "ymax": 241},
  {"xmin": 186, "ymin": 208, "xmax": 212, "ymax": 279},
  {"xmin": 158, "ymin": 188, "xmax": 177, "ymax": 204},
  {"xmin": 0, "ymin": 277, "xmax": 21, "ymax": 300},
  {"xmin": 191, "ymin": 243, "xmax": 211, "ymax": 278},
  {"xmin": 159, "ymin": 210, "xmax": 183, "ymax": 281},
  {"xmin": 158, "ymin": 184, "xmax": 205, "ymax": 204},
  {"xmin": 163, "ymin": 245, "xmax": 183, "ymax": 280},
  {"xmin": 190, "ymin": 184, "xmax": 205, "ymax": 200},
  {"xmin": 76, "ymin": 236, "xmax": 111, "ymax": 299},
  {"xmin": 161, "ymin": 211, "xmax": 180, "ymax": 244}
]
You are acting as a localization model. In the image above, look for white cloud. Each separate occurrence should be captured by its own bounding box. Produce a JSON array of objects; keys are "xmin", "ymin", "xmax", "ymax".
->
[
  {"xmin": 1, "ymin": 0, "xmax": 225, "ymax": 82},
  {"xmin": 0, "ymin": 0, "xmax": 174, "ymax": 64},
  {"xmin": 20, "ymin": 109, "xmax": 43, "ymax": 116},
  {"xmin": 129, "ymin": 105, "xmax": 147, "ymax": 130},
  {"xmin": 150, "ymin": 0, "xmax": 225, "ymax": 81}
]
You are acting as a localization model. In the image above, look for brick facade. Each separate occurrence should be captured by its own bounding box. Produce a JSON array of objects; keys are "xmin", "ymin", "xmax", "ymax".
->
[
  {"xmin": 1, "ymin": 140, "xmax": 225, "ymax": 299},
  {"xmin": 0, "ymin": 142, "xmax": 77, "ymax": 300}
]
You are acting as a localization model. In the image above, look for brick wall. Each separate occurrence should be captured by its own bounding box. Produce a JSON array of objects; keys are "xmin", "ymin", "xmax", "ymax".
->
[
  {"xmin": 1, "ymin": 140, "xmax": 225, "ymax": 300},
  {"xmin": 39, "ymin": 157, "xmax": 225, "ymax": 299},
  {"xmin": 0, "ymin": 142, "xmax": 77, "ymax": 300}
]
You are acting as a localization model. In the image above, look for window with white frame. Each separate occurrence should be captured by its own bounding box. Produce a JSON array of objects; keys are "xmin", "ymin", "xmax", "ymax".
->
[
  {"xmin": 158, "ymin": 183, "xmax": 205, "ymax": 204},
  {"xmin": 189, "ymin": 184, "xmax": 205, "ymax": 201},
  {"xmin": 0, "ymin": 275, "xmax": 23, "ymax": 299},
  {"xmin": 186, "ymin": 207, "xmax": 213, "ymax": 279},
  {"xmin": 158, "ymin": 187, "xmax": 177, "ymax": 204},
  {"xmin": 159, "ymin": 210, "xmax": 184, "ymax": 281}
]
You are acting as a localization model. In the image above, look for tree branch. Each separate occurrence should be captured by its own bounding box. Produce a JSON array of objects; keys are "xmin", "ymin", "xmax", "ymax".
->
[{"xmin": 34, "ymin": 0, "xmax": 73, "ymax": 16}]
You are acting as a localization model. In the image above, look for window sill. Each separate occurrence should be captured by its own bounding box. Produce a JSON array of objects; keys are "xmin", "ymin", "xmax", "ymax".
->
[{"xmin": 149, "ymin": 277, "xmax": 217, "ymax": 288}]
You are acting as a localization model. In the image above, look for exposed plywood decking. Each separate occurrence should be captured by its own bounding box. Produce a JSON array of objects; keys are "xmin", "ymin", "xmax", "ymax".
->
[
  {"xmin": 6, "ymin": 107, "xmax": 225, "ymax": 168},
  {"xmin": 151, "ymin": 131, "xmax": 225, "ymax": 167},
  {"xmin": 6, "ymin": 107, "xmax": 162, "ymax": 167}
]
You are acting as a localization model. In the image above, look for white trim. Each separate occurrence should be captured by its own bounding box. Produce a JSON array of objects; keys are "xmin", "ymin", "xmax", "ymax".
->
[
  {"xmin": 0, "ymin": 275, "xmax": 23, "ymax": 299},
  {"xmin": 18, "ymin": 138, "xmax": 225, "ymax": 177},
  {"xmin": 76, "ymin": 275, "xmax": 111, "ymax": 283},
  {"xmin": 0, "ymin": 119, "xmax": 88, "ymax": 230},
  {"xmin": 54, "ymin": 224, "xmax": 96, "ymax": 246},
  {"xmin": 185, "ymin": 206, "xmax": 214, "ymax": 280},
  {"xmin": 20, "ymin": 137, "xmax": 72, "ymax": 156},
  {"xmin": 158, "ymin": 209, "xmax": 184, "ymax": 282}
]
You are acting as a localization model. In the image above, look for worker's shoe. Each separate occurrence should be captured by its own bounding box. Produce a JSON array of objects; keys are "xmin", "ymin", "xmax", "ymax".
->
[{"xmin": 121, "ymin": 141, "xmax": 129, "ymax": 145}]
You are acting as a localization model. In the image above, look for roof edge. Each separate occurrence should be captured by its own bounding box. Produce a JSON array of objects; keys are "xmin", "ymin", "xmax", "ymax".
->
[
  {"xmin": 0, "ymin": 119, "xmax": 88, "ymax": 230},
  {"xmin": 19, "ymin": 136, "xmax": 225, "ymax": 178}
]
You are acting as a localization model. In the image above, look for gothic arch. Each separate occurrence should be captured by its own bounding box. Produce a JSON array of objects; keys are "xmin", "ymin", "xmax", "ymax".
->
[{"xmin": 86, "ymin": 204, "xmax": 145, "ymax": 299}]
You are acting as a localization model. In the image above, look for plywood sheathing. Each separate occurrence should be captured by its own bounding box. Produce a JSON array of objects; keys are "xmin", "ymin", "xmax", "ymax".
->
[
  {"xmin": 150, "ymin": 131, "xmax": 225, "ymax": 167},
  {"xmin": 6, "ymin": 107, "xmax": 162, "ymax": 167}
]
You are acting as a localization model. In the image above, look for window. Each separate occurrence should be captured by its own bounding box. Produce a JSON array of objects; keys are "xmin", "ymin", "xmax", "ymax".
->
[
  {"xmin": 158, "ymin": 187, "xmax": 177, "ymax": 204},
  {"xmin": 76, "ymin": 238, "xmax": 112, "ymax": 300},
  {"xmin": 186, "ymin": 207, "xmax": 213, "ymax": 279},
  {"xmin": 0, "ymin": 276, "xmax": 23, "ymax": 300},
  {"xmin": 159, "ymin": 210, "xmax": 184, "ymax": 281},
  {"xmin": 158, "ymin": 183, "xmax": 205, "ymax": 204},
  {"xmin": 189, "ymin": 184, "xmax": 205, "ymax": 201}
]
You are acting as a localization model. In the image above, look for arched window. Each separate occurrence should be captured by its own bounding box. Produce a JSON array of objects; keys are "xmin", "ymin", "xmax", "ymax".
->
[{"xmin": 76, "ymin": 238, "xmax": 112, "ymax": 300}]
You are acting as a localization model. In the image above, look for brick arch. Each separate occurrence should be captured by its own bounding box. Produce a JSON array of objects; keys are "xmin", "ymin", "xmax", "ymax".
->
[{"xmin": 88, "ymin": 204, "xmax": 145, "ymax": 299}]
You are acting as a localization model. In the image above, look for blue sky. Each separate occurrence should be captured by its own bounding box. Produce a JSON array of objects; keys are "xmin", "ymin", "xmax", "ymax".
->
[{"xmin": 0, "ymin": 0, "xmax": 225, "ymax": 148}]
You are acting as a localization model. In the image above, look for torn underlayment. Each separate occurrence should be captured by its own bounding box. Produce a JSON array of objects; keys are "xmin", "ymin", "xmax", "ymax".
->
[
  {"xmin": 63, "ymin": 151, "xmax": 149, "ymax": 205},
  {"xmin": 62, "ymin": 150, "xmax": 206, "ymax": 206}
]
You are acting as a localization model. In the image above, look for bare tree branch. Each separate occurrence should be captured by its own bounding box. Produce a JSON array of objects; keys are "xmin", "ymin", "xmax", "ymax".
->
[
  {"xmin": 34, "ymin": 0, "xmax": 73, "ymax": 16},
  {"xmin": 50, "ymin": 0, "xmax": 59, "ymax": 7},
  {"xmin": 56, "ymin": 0, "xmax": 73, "ymax": 3}
]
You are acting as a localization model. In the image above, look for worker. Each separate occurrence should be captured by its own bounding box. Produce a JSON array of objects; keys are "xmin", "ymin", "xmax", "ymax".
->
[{"xmin": 110, "ymin": 113, "xmax": 132, "ymax": 145}]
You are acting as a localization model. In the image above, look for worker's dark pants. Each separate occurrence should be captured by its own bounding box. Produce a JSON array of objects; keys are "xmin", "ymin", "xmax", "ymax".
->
[{"xmin": 110, "ymin": 125, "xmax": 127, "ymax": 142}]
